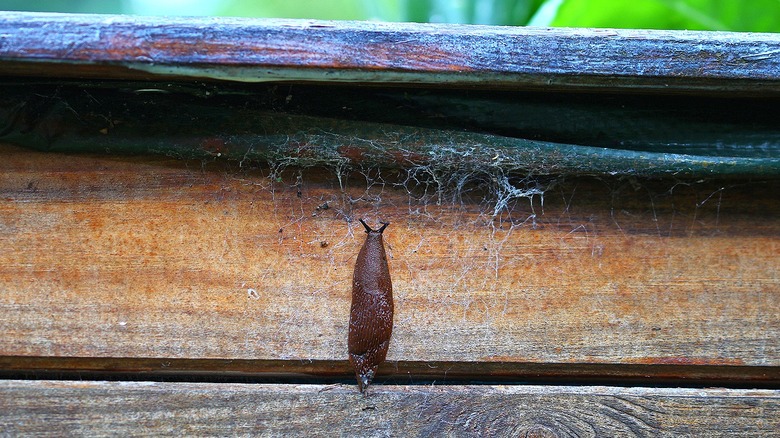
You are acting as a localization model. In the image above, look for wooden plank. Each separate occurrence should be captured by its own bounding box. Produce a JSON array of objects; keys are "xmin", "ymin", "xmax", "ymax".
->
[
  {"xmin": 1, "ymin": 12, "xmax": 780, "ymax": 93},
  {"xmin": 1, "ymin": 381, "xmax": 778, "ymax": 436},
  {"xmin": 1, "ymin": 144, "xmax": 778, "ymax": 376}
]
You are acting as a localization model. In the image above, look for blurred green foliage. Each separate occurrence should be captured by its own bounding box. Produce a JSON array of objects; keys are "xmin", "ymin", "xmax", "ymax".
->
[
  {"xmin": 549, "ymin": 0, "xmax": 780, "ymax": 32},
  {"xmin": 0, "ymin": 0, "xmax": 777, "ymax": 32},
  {"xmin": 0, "ymin": 0, "xmax": 127, "ymax": 14}
]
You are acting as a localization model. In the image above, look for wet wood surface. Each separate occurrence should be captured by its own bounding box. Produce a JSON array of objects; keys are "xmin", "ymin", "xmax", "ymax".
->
[
  {"xmin": 1, "ymin": 144, "xmax": 777, "ymax": 382},
  {"xmin": 1, "ymin": 12, "xmax": 780, "ymax": 93},
  {"xmin": 1, "ymin": 381, "xmax": 778, "ymax": 436}
]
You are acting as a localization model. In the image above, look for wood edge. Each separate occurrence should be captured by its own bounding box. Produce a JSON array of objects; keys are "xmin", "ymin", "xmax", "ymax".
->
[
  {"xmin": 2, "ymin": 63, "xmax": 779, "ymax": 96},
  {"xmin": 2, "ymin": 379, "xmax": 779, "ymax": 397},
  {"xmin": 2, "ymin": 11, "xmax": 779, "ymax": 41}
]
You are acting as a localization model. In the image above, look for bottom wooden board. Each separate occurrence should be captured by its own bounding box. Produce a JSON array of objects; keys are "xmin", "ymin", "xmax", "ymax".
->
[{"xmin": 0, "ymin": 381, "xmax": 777, "ymax": 436}]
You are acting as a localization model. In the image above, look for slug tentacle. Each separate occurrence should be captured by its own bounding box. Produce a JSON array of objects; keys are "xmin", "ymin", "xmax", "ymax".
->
[{"xmin": 349, "ymin": 219, "xmax": 393, "ymax": 394}]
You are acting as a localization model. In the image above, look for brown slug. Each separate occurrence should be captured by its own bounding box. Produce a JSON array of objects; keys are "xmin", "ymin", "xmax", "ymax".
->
[{"xmin": 348, "ymin": 219, "xmax": 393, "ymax": 393}]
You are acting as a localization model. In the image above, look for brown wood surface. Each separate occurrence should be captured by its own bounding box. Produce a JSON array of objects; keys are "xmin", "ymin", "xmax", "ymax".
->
[
  {"xmin": 1, "ymin": 144, "xmax": 778, "ymax": 381},
  {"xmin": 1, "ymin": 12, "xmax": 780, "ymax": 94},
  {"xmin": 1, "ymin": 381, "xmax": 778, "ymax": 436}
]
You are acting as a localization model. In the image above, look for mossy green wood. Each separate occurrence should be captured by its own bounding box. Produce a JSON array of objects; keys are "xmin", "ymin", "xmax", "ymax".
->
[{"xmin": 1, "ymin": 82, "xmax": 778, "ymax": 177}]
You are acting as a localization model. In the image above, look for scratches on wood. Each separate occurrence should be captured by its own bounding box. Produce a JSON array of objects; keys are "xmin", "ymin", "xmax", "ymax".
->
[
  {"xmin": 0, "ymin": 145, "xmax": 778, "ymax": 370},
  {"xmin": 0, "ymin": 381, "xmax": 778, "ymax": 436},
  {"xmin": 1, "ymin": 12, "xmax": 780, "ymax": 93}
]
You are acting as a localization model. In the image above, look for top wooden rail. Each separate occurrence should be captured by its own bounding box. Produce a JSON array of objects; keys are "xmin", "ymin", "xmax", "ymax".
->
[{"xmin": 1, "ymin": 11, "xmax": 780, "ymax": 94}]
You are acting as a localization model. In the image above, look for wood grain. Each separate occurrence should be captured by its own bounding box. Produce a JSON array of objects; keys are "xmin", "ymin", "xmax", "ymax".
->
[
  {"xmin": 0, "ymin": 144, "xmax": 777, "ymax": 378},
  {"xmin": 1, "ymin": 12, "xmax": 779, "ymax": 93},
  {"xmin": 1, "ymin": 381, "xmax": 778, "ymax": 436}
]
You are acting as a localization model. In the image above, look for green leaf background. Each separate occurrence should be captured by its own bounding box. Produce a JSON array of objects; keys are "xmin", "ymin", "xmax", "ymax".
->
[
  {"xmin": 0, "ymin": 0, "xmax": 777, "ymax": 31},
  {"xmin": 548, "ymin": 0, "xmax": 780, "ymax": 32}
]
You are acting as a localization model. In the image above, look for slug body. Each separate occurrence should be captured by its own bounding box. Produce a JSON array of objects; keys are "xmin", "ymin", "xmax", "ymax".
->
[{"xmin": 348, "ymin": 219, "xmax": 393, "ymax": 393}]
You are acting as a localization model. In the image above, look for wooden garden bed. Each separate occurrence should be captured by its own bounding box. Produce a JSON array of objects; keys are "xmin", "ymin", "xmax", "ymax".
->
[{"xmin": 0, "ymin": 11, "xmax": 778, "ymax": 435}]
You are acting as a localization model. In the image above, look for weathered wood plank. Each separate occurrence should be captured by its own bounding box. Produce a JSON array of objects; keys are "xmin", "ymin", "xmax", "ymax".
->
[
  {"xmin": 1, "ymin": 12, "xmax": 779, "ymax": 93},
  {"xmin": 1, "ymin": 145, "xmax": 777, "ymax": 375},
  {"xmin": 0, "ymin": 381, "xmax": 778, "ymax": 436}
]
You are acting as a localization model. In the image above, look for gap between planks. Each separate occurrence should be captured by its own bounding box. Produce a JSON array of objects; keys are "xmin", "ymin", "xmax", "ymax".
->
[{"xmin": 1, "ymin": 356, "xmax": 778, "ymax": 388}]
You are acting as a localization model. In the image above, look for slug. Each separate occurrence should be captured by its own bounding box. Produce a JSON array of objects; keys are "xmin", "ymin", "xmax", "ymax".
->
[{"xmin": 348, "ymin": 219, "xmax": 393, "ymax": 393}]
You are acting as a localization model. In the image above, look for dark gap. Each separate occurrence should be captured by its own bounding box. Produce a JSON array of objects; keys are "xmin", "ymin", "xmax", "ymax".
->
[
  {"xmin": 1, "ymin": 77, "xmax": 778, "ymax": 159},
  {"xmin": 1, "ymin": 357, "xmax": 778, "ymax": 389}
]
